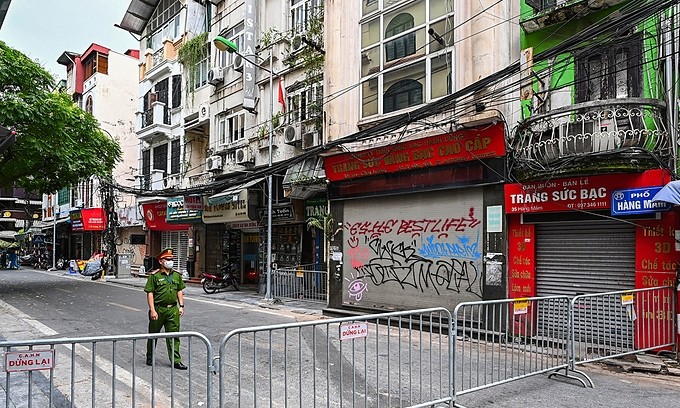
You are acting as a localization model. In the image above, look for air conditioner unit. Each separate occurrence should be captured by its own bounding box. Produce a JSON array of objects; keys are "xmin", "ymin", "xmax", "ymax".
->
[
  {"xmin": 302, "ymin": 131, "xmax": 320, "ymax": 150},
  {"xmin": 198, "ymin": 103, "xmax": 210, "ymax": 122},
  {"xmin": 291, "ymin": 34, "xmax": 304, "ymax": 52},
  {"xmin": 233, "ymin": 55, "xmax": 244, "ymax": 72},
  {"xmin": 75, "ymin": 199, "xmax": 84, "ymax": 208},
  {"xmin": 283, "ymin": 124, "xmax": 301, "ymax": 145},
  {"xmin": 235, "ymin": 147, "xmax": 253, "ymax": 165},
  {"xmin": 206, "ymin": 155, "xmax": 223, "ymax": 172},
  {"xmin": 208, "ymin": 67, "xmax": 224, "ymax": 85}
]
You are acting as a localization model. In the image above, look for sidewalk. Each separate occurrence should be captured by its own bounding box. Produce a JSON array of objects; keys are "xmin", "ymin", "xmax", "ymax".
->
[{"xmin": 52, "ymin": 268, "xmax": 326, "ymax": 317}]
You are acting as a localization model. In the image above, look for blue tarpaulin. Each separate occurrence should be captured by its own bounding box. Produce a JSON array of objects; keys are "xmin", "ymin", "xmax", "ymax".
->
[{"xmin": 652, "ymin": 181, "xmax": 680, "ymax": 205}]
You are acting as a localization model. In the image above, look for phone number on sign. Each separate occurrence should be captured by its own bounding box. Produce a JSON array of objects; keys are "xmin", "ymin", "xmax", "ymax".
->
[{"xmin": 567, "ymin": 201, "xmax": 607, "ymax": 210}]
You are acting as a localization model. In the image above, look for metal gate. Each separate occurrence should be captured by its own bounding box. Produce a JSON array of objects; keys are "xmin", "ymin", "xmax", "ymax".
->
[
  {"xmin": 161, "ymin": 230, "xmax": 189, "ymax": 276},
  {"xmin": 1, "ymin": 332, "xmax": 213, "ymax": 408}
]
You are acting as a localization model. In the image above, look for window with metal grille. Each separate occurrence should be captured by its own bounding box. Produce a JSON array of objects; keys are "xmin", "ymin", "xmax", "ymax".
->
[
  {"xmin": 171, "ymin": 75, "xmax": 181, "ymax": 108},
  {"xmin": 141, "ymin": 149, "xmax": 151, "ymax": 190},
  {"xmin": 170, "ymin": 139, "xmax": 181, "ymax": 174},
  {"xmin": 575, "ymin": 38, "xmax": 642, "ymax": 103},
  {"xmin": 153, "ymin": 144, "xmax": 168, "ymax": 173}
]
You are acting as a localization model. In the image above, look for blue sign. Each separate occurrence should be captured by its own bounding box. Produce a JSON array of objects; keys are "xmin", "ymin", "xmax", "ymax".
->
[
  {"xmin": 611, "ymin": 187, "xmax": 672, "ymax": 215},
  {"xmin": 32, "ymin": 234, "xmax": 45, "ymax": 245}
]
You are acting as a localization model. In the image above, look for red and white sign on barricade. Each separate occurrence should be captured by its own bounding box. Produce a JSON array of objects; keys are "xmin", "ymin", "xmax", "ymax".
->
[{"xmin": 4, "ymin": 350, "xmax": 55, "ymax": 372}]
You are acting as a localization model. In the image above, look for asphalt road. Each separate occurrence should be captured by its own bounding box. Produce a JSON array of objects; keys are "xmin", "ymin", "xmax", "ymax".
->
[{"xmin": 0, "ymin": 268, "xmax": 679, "ymax": 407}]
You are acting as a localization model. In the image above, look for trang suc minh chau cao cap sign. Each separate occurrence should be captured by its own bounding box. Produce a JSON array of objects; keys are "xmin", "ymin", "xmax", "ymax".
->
[{"xmin": 324, "ymin": 122, "xmax": 505, "ymax": 181}]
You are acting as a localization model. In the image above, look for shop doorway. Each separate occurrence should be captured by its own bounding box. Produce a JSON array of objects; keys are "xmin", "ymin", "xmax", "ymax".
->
[{"xmin": 242, "ymin": 233, "xmax": 259, "ymax": 284}]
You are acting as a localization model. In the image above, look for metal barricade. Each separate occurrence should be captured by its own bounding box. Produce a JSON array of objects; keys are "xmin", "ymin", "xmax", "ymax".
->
[
  {"xmin": 452, "ymin": 296, "xmax": 573, "ymax": 398},
  {"xmin": 218, "ymin": 308, "xmax": 453, "ymax": 408},
  {"xmin": 570, "ymin": 286, "xmax": 676, "ymax": 368},
  {"xmin": 271, "ymin": 264, "xmax": 328, "ymax": 303},
  {"xmin": 1, "ymin": 332, "xmax": 213, "ymax": 408}
]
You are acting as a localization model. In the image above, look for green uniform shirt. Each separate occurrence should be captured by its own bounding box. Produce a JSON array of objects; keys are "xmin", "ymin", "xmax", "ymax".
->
[{"xmin": 144, "ymin": 270, "xmax": 186, "ymax": 305}]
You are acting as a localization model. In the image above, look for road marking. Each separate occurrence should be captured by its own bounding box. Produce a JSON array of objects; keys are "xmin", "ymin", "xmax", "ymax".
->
[
  {"xmin": 188, "ymin": 296, "xmax": 243, "ymax": 309},
  {"xmin": 55, "ymin": 288, "xmax": 71, "ymax": 293},
  {"xmin": 108, "ymin": 302, "xmax": 142, "ymax": 312},
  {"xmin": 0, "ymin": 298, "xmax": 58, "ymax": 336}
]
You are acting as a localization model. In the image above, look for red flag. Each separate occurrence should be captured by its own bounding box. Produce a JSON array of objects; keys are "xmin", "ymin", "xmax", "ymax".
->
[{"xmin": 278, "ymin": 78, "xmax": 286, "ymax": 113}]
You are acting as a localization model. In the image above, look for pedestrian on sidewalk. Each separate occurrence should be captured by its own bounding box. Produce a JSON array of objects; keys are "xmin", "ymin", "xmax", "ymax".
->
[
  {"xmin": 144, "ymin": 247, "xmax": 187, "ymax": 370},
  {"xmin": 7, "ymin": 248, "xmax": 20, "ymax": 269}
]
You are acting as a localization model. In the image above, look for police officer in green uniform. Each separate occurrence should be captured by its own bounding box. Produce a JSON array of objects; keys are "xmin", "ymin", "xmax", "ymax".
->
[{"xmin": 145, "ymin": 247, "xmax": 188, "ymax": 370}]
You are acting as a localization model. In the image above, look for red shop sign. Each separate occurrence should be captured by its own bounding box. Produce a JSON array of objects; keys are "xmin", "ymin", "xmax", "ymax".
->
[
  {"xmin": 70, "ymin": 208, "xmax": 107, "ymax": 232},
  {"xmin": 324, "ymin": 122, "xmax": 505, "ymax": 181},
  {"xmin": 142, "ymin": 202, "xmax": 189, "ymax": 231},
  {"xmin": 504, "ymin": 169, "xmax": 670, "ymax": 214}
]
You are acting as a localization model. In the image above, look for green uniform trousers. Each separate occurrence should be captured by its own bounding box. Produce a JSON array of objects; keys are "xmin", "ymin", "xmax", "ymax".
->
[{"xmin": 146, "ymin": 305, "xmax": 182, "ymax": 364}]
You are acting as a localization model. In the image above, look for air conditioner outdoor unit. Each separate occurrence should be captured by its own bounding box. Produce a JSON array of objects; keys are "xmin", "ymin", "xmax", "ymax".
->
[
  {"xmin": 233, "ymin": 55, "xmax": 244, "ymax": 72},
  {"xmin": 235, "ymin": 147, "xmax": 253, "ymax": 165},
  {"xmin": 206, "ymin": 155, "xmax": 223, "ymax": 172},
  {"xmin": 302, "ymin": 131, "xmax": 320, "ymax": 150},
  {"xmin": 208, "ymin": 67, "xmax": 224, "ymax": 85},
  {"xmin": 291, "ymin": 34, "xmax": 304, "ymax": 52},
  {"xmin": 283, "ymin": 124, "xmax": 301, "ymax": 145},
  {"xmin": 198, "ymin": 103, "xmax": 210, "ymax": 122}
]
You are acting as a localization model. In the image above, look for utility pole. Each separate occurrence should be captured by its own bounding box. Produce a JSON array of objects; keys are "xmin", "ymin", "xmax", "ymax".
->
[{"xmin": 99, "ymin": 178, "xmax": 118, "ymax": 278}]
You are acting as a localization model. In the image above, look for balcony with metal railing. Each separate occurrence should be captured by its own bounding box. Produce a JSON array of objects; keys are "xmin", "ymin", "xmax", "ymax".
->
[
  {"xmin": 521, "ymin": 0, "xmax": 627, "ymax": 33},
  {"xmin": 137, "ymin": 102, "xmax": 172, "ymax": 143},
  {"xmin": 188, "ymin": 172, "xmax": 213, "ymax": 188},
  {"xmin": 511, "ymin": 98, "xmax": 670, "ymax": 177}
]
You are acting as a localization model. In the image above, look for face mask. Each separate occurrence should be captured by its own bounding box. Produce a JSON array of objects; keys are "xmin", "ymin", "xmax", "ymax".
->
[{"xmin": 163, "ymin": 260, "xmax": 174, "ymax": 269}]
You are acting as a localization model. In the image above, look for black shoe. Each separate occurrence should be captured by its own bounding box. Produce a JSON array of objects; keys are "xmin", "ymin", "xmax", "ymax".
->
[
  {"xmin": 173, "ymin": 362, "xmax": 188, "ymax": 370},
  {"xmin": 146, "ymin": 359, "xmax": 152, "ymax": 366}
]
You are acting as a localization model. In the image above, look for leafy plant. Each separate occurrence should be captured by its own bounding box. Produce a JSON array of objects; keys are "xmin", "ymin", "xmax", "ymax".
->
[
  {"xmin": 306, "ymin": 212, "xmax": 341, "ymax": 243},
  {"xmin": 0, "ymin": 41, "xmax": 121, "ymax": 193},
  {"xmin": 177, "ymin": 32, "xmax": 208, "ymax": 105}
]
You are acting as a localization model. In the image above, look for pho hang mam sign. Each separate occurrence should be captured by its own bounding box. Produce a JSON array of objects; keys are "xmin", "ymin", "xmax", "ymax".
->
[{"xmin": 324, "ymin": 123, "xmax": 505, "ymax": 181}]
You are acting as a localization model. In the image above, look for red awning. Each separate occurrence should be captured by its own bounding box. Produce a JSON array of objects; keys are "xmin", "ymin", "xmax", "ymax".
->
[{"xmin": 142, "ymin": 202, "xmax": 189, "ymax": 231}]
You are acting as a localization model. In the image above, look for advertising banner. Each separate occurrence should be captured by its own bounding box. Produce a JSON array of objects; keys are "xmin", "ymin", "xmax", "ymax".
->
[{"xmin": 142, "ymin": 202, "xmax": 189, "ymax": 231}]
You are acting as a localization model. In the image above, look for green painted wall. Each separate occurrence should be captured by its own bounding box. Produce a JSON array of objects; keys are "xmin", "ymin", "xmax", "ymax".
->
[{"xmin": 519, "ymin": 1, "xmax": 664, "ymax": 121}]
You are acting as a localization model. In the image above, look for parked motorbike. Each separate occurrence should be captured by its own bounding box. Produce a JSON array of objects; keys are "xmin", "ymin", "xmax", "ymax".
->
[{"xmin": 201, "ymin": 264, "xmax": 240, "ymax": 293}]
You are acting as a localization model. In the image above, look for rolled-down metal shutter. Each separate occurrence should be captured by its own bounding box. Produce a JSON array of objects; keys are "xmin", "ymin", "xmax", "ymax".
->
[
  {"xmin": 535, "ymin": 220, "xmax": 636, "ymax": 347},
  {"xmin": 535, "ymin": 220, "xmax": 635, "ymax": 296},
  {"xmin": 161, "ymin": 230, "xmax": 189, "ymax": 275}
]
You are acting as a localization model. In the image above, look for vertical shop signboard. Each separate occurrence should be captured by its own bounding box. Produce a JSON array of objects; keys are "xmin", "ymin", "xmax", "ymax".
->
[
  {"xmin": 508, "ymin": 216, "xmax": 536, "ymax": 337},
  {"xmin": 508, "ymin": 216, "xmax": 535, "ymax": 298},
  {"xmin": 634, "ymin": 212, "xmax": 677, "ymax": 349}
]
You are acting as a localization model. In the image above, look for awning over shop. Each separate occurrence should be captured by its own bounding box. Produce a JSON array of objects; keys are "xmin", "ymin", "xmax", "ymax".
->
[
  {"xmin": 116, "ymin": 0, "xmax": 160, "ymax": 35},
  {"xmin": 283, "ymin": 157, "xmax": 327, "ymax": 199},
  {"xmin": 208, "ymin": 178, "xmax": 265, "ymax": 206},
  {"xmin": 0, "ymin": 230, "xmax": 16, "ymax": 240},
  {"xmin": 0, "ymin": 239, "xmax": 19, "ymax": 249},
  {"xmin": 652, "ymin": 180, "xmax": 680, "ymax": 205}
]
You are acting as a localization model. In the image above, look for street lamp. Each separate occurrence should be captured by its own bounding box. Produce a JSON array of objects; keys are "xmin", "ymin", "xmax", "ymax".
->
[{"xmin": 214, "ymin": 36, "xmax": 275, "ymax": 301}]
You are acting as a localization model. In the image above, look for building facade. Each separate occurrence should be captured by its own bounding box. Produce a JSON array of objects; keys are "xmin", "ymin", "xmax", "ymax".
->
[
  {"xmin": 323, "ymin": 0, "xmax": 520, "ymax": 312},
  {"xmin": 119, "ymin": 0, "xmax": 326, "ymax": 287},
  {"xmin": 508, "ymin": 0, "xmax": 679, "ymax": 333}
]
